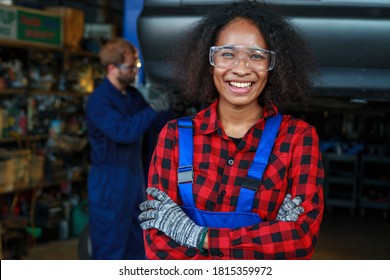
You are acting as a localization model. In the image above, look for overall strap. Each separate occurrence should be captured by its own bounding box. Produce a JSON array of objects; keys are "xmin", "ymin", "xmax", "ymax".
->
[
  {"xmin": 236, "ymin": 113, "xmax": 283, "ymax": 212},
  {"xmin": 178, "ymin": 113, "xmax": 283, "ymax": 212},
  {"xmin": 177, "ymin": 116, "xmax": 196, "ymax": 207}
]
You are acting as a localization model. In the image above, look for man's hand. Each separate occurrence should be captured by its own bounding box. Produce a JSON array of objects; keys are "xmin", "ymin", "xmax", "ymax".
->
[
  {"xmin": 276, "ymin": 194, "xmax": 304, "ymax": 222},
  {"xmin": 148, "ymin": 93, "xmax": 170, "ymax": 112},
  {"xmin": 139, "ymin": 187, "xmax": 207, "ymax": 249}
]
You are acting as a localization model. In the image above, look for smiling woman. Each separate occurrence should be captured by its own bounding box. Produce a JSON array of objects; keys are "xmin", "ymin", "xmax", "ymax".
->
[
  {"xmin": 138, "ymin": 0, "xmax": 324, "ymax": 260},
  {"xmin": 172, "ymin": 3, "xmax": 317, "ymax": 110},
  {"xmin": 211, "ymin": 18, "xmax": 271, "ymax": 128}
]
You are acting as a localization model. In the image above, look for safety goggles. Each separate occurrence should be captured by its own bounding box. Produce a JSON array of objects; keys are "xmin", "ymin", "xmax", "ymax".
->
[
  {"xmin": 115, "ymin": 58, "xmax": 142, "ymax": 71},
  {"xmin": 209, "ymin": 45, "xmax": 275, "ymax": 72}
]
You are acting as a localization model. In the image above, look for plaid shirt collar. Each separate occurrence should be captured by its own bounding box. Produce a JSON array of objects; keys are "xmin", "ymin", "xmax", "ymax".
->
[{"xmin": 195, "ymin": 100, "xmax": 279, "ymax": 137}]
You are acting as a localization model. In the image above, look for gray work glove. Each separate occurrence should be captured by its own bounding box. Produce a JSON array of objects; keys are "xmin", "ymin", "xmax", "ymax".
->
[
  {"xmin": 148, "ymin": 93, "xmax": 170, "ymax": 112},
  {"xmin": 276, "ymin": 194, "xmax": 304, "ymax": 222},
  {"xmin": 139, "ymin": 187, "xmax": 207, "ymax": 249}
]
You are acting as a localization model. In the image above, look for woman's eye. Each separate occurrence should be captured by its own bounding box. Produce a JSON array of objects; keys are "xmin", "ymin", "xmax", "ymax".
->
[
  {"xmin": 220, "ymin": 52, "xmax": 235, "ymax": 58},
  {"xmin": 251, "ymin": 53, "xmax": 266, "ymax": 60}
]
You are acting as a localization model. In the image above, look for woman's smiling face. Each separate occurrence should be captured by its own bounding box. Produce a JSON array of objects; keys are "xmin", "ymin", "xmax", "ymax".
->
[{"xmin": 212, "ymin": 18, "xmax": 270, "ymax": 109}]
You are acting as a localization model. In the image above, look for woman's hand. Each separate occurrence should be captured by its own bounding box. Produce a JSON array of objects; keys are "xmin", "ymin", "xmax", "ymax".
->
[{"xmin": 276, "ymin": 194, "xmax": 304, "ymax": 221}]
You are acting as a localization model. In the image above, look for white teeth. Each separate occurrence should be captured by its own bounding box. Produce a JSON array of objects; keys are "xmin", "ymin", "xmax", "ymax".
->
[{"xmin": 229, "ymin": 81, "xmax": 252, "ymax": 88}]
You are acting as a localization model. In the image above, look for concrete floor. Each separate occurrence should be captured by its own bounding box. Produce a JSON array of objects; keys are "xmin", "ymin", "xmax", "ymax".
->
[
  {"xmin": 11, "ymin": 208, "xmax": 390, "ymax": 260},
  {"xmin": 313, "ymin": 208, "xmax": 390, "ymax": 260}
]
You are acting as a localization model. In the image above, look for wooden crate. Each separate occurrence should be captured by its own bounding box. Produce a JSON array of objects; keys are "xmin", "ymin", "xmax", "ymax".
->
[
  {"xmin": 0, "ymin": 149, "xmax": 31, "ymax": 191},
  {"xmin": 30, "ymin": 154, "xmax": 45, "ymax": 184},
  {"xmin": 0, "ymin": 159, "xmax": 15, "ymax": 192},
  {"xmin": 46, "ymin": 6, "xmax": 84, "ymax": 50}
]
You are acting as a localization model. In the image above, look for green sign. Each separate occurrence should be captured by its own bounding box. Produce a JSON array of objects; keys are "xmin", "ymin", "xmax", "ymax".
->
[
  {"xmin": 0, "ymin": 6, "xmax": 17, "ymax": 39},
  {"xmin": 0, "ymin": 5, "xmax": 62, "ymax": 47}
]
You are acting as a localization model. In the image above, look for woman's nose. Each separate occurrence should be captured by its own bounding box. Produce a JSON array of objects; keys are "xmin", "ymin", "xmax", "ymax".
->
[{"xmin": 232, "ymin": 57, "xmax": 251, "ymax": 74}]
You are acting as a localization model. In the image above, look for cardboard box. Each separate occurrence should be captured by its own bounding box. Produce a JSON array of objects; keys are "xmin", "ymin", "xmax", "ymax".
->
[
  {"xmin": 0, "ymin": 159, "xmax": 15, "ymax": 190},
  {"xmin": 46, "ymin": 6, "xmax": 84, "ymax": 50},
  {"xmin": 0, "ymin": 149, "xmax": 31, "ymax": 192},
  {"xmin": 30, "ymin": 154, "xmax": 45, "ymax": 184}
]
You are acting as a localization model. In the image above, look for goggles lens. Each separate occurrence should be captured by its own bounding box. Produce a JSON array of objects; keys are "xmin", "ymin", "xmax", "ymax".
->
[
  {"xmin": 115, "ymin": 58, "xmax": 142, "ymax": 71},
  {"xmin": 209, "ymin": 45, "xmax": 275, "ymax": 72}
]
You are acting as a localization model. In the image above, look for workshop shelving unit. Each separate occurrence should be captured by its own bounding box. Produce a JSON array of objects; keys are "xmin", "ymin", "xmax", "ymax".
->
[
  {"xmin": 323, "ymin": 153, "xmax": 359, "ymax": 214},
  {"xmin": 358, "ymin": 155, "xmax": 390, "ymax": 218}
]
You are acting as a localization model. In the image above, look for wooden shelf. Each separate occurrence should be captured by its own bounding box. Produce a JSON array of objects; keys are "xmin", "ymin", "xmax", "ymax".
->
[
  {"xmin": 0, "ymin": 38, "xmax": 98, "ymax": 58},
  {"xmin": 0, "ymin": 135, "xmax": 48, "ymax": 144},
  {"xmin": 65, "ymin": 49, "xmax": 99, "ymax": 59},
  {"xmin": 0, "ymin": 88, "xmax": 91, "ymax": 97},
  {"xmin": 0, "ymin": 88, "xmax": 27, "ymax": 95},
  {"xmin": 0, "ymin": 39, "xmax": 63, "ymax": 52},
  {"xmin": 0, "ymin": 177, "xmax": 86, "ymax": 195},
  {"xmin": 30, "ymin": 89, "xmax": 91, "ymax": 97}
]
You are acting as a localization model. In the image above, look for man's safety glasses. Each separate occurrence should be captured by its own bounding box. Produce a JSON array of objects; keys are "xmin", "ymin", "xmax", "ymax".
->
[
  {"xmin": 115, "ymin": 58, "xmax": 142, "ymax": 71},
  {"xmin": 209, "ymin": 45, "xmax": 276, "ymax": 72}
]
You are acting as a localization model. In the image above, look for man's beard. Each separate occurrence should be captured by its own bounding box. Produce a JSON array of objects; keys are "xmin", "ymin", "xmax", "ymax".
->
[{"xmin": 117, "ymin": 74, "xmax": 135, "ymax": 87}]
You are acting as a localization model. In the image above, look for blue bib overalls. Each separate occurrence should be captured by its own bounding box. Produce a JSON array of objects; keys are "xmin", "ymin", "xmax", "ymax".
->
[{"xmin": 177, "ymin": 113, "xmax": 282, "ymax": 229}]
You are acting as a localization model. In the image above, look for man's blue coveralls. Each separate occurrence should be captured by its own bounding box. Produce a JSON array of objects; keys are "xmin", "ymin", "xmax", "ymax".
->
[{"xmin": 86, "ymin": 78, "xmax": 160, "ymax": 259}]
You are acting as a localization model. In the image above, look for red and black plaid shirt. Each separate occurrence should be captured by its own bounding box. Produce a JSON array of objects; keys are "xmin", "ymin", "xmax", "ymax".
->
[{"xmin": 144, "ymin": 100, "xmax": 324, "ymax": 259}]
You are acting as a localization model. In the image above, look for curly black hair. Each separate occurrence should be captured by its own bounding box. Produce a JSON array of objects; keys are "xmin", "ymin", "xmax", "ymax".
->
[{"xmin": 172, "ymin": 0, "xmax": 318, "ymax": 109}]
